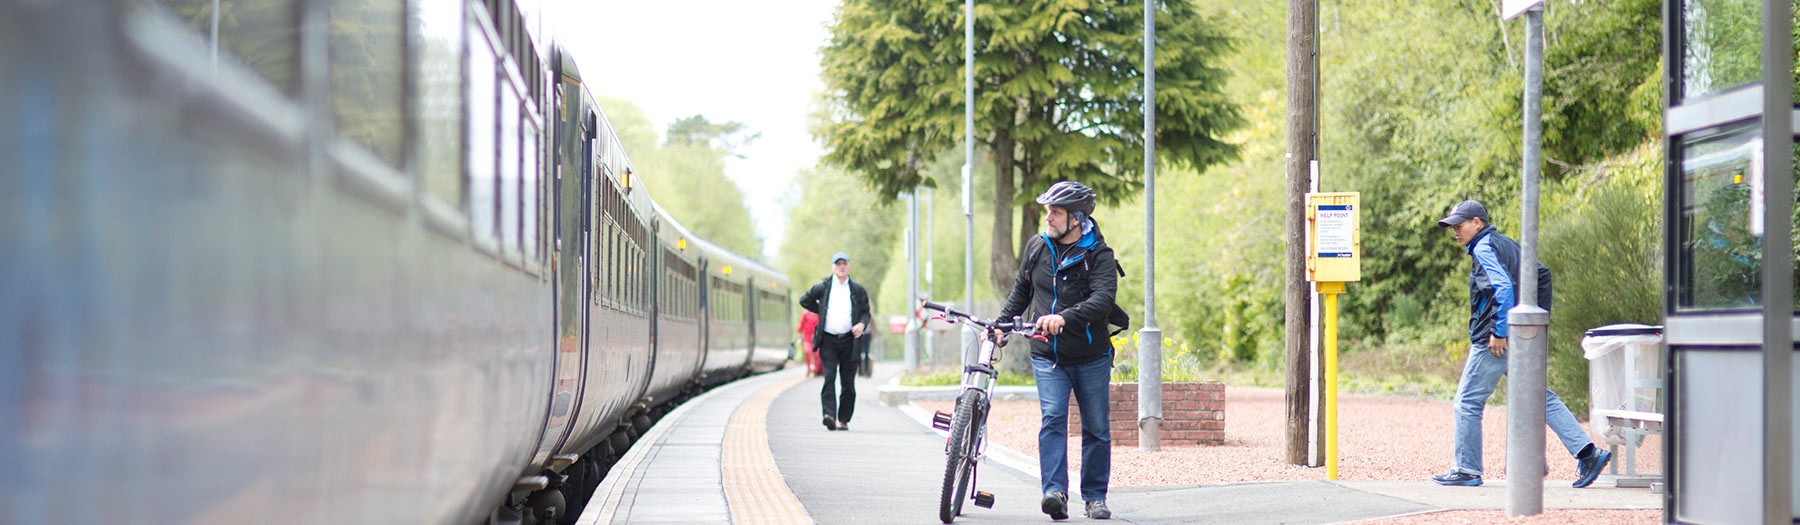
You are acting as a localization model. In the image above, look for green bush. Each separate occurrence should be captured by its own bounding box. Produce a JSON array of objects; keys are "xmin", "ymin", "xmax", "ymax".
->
[
  {"xmin": 899, "ymin": 367, "xmax": 1035, "ymax": 387},
  {"xmin": 1541, "ymin": 147, "xmax": 1663, "ymax": 415}
]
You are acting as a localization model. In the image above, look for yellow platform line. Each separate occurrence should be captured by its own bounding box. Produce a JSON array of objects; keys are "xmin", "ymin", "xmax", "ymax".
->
[{"xmin": 723, "ymin": 373, "xmax": 812, "ymax": 524}]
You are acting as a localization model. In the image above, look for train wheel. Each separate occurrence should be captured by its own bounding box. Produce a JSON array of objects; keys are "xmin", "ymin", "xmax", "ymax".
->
[{"xmin": 524, "ymin": 488, "xmax": 564, "ymax": 525}]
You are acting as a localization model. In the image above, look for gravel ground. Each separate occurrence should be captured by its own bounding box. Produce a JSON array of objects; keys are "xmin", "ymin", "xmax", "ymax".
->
[{"xmin": 914, "ymin": 385, "xmax": 1662, "ymax": 522}]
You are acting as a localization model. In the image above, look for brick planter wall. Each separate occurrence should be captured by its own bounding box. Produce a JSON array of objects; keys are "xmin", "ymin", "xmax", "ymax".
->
[{"xmin": 1067, "ymin": 382, "xmax": 1225, "ymax": 446}]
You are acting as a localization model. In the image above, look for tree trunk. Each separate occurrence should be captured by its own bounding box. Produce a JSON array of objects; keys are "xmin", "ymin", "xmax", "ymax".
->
[
  {"xmin": 988, "ymin": 125, "xmax": 1018, "ymax": 298},
  {"xmin": 1019, "ymin": 189, "xmax": 1040, "ymax": 250},
  {"xmin": 1283, "ymin": 0, "xmax": 1318, "ymax": 467},
  {"xmin": 1017, "ymin": 140, "xmax": 1041, "ymax": 255}
]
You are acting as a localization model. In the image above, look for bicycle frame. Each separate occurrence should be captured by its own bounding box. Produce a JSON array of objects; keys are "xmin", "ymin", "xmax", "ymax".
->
[{"xmin": 922, "ymin": 301, "xmax": 1040, "ymax": 522}]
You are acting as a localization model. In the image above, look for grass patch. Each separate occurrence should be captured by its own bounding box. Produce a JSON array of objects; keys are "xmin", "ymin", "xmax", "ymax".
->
[{"xmin": 900, "ymin": 366, "xmax": 1036, "ymax": 387}]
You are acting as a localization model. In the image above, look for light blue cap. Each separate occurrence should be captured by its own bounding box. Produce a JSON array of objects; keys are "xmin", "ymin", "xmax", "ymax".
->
[{"xmin": 830, "ymin": 252, "xmax": 850, "ymax": 264}]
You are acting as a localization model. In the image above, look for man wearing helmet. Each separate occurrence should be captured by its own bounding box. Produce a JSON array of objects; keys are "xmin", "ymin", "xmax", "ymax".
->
[{"xmin": 998, "ymin": 180, "xmax": 1120, "ymax": 520}]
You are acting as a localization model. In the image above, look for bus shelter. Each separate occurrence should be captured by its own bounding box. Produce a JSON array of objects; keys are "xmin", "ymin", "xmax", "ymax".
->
[{"xmin": 1660, "ymin": 0, "xmax": 1796, "ymax": 522}]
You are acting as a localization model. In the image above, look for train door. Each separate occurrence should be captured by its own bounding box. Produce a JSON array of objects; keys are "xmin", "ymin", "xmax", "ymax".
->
[
  {"xmin": 697, "ymin": 257, "xmax": 712, "ymax": 382},
  {"xmin": 532, "ymin": 89, "xmax": 588, "ymax": 470},
  {"xmin": 642, "ymin": 219, "xmax": 662, "ymax": 401}
]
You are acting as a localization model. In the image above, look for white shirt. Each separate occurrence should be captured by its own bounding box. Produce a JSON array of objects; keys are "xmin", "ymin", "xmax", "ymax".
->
[{"xmin": 824, "ymin": 276, "xmax": 853, "ymax": 335}]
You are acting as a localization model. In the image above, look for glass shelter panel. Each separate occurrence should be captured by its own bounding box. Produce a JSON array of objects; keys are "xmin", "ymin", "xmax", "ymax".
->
[
  {"xmin": 1677, "ymin": 123, "xmax": 1762, "ymax": 309},
  {"xmin": 1680, "ymin": 0, "xmax": 1764, "ymax": 101}
]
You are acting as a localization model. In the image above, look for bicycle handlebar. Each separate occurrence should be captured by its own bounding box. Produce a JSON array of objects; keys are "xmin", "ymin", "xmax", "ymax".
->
[{"xmin": 920, "ymin": 301, "xmax": 1043, "ymax": 338}]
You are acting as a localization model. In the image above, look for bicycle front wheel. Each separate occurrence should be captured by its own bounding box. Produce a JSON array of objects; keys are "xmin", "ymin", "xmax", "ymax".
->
[{"xmin": 939, "ymin": 391, "xmax": 981, "ymax": 523}]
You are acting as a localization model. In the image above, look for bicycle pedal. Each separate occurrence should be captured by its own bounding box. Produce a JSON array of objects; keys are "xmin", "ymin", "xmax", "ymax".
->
[
  {"xmin": 931, "ymin": 410, "xmax": 953, "ymax": 431},
  {"xmin": 972, "ymin": 492, "xmax": 995, "ymax": 508}
]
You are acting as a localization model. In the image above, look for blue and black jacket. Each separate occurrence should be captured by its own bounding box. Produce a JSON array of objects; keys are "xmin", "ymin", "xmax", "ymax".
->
[
  {"xmin": 1465, "ymin": 225, "xmax": 1553, "ymax": 344},
  {"xmin": 999, "ymin": 217, "xmax": 1119, "ymax": 366}
]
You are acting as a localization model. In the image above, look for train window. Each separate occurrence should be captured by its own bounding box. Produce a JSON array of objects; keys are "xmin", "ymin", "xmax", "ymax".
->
[
  {"xmin": 631, "ymin": 245, "xmax": 642, "ymax": 312},
  {"xmin": 329, "ymin": 0, "xmax": 405, "ymax": 166},
  {"xmin": 597, "ymin": 163, "xmax": 612, "ymax": 294},
  {"xmin": 146, "ymin": 0, "xmax": 301, "ymax": 96},
  {"xmin": 609, "ymin": 227, "xmax": 620, "ymax": 307},
  {"xmin": 523, "ymin": 125, "xmax": 539, "ymax": 262},
  {"xmin": 525, "ymin": 123, "xmax": 536, "ymax": 262},
  {"xmin": 499, "ymin": 83, "xmax": 521, "ymax": 256},
  {"xmin": 467, "ymin": 31, "xmax": 498, "ymax": 244},
  {"xmin": 409, "ymin": 0, "xmax": 464, "ymax": 208}
]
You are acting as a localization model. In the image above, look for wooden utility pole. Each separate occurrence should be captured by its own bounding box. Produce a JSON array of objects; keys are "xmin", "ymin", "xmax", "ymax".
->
[{"xmin": 1283, "ymin": 0, "xmax": 1318, "ymax": 466}]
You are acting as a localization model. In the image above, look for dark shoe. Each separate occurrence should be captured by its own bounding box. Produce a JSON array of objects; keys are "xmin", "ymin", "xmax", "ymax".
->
[
  {"xmin": 1431, "ymin": 470, "xmax": 1482, "ymax": 487},
  {"xmin": 1084, "ymin": 500, "xmax": 1111, "ymax": 519},
  {"xmin": 1041, "ymin": 491, "xmax": 1068, "ymax": 520},
  {"xmin": 1574, "ymin": 448, "xmax": 1613, "ymax": 488},
  {"xmin": 822, "ymin": 415, "xmax": 838, "ymax": 431}
]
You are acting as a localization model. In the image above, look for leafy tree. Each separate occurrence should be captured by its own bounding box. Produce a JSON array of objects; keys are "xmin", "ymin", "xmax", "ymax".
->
[
  {"xmin": 1322, "ymin": 0, "xmax": 1516, "ymax": 344},
  {"xmin": 779, "ymin": 165, "xmax": 904, "ymax": 310},
  {"xmin": 817, "ymin": 0, "xmax": 1243, "ymax": 294},
  {"xmin": 1541, "ymin": 0, "xmax": 1662, "ymax": 169},
  {"xmin": 666, "ymin": 115, "xmax": 762, "ymax": 157}
]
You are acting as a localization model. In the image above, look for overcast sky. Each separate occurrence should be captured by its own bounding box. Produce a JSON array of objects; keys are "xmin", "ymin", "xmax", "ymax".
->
[{"xmin": 549, "ymin": 0, "xmax": 840, "ymax": 260}]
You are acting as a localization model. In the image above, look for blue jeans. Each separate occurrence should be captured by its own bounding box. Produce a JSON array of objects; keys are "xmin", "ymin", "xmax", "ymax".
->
[
  {"xmin": 1032, "ymin": 355, "xmax": 1112, "ymax": 501},
  {"xmin": 1452, "ymin": 341, "xmax": 1593, "ymax": 475}
]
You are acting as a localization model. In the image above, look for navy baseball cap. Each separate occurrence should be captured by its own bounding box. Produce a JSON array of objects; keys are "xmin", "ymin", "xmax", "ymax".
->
[
  {"xmin": 1437, "ymin": 200, "xmax": 1489, "ymax": 227},
  {"xmin": 830, "ymin": 252, "xmax": 850, "ymax": 264}
]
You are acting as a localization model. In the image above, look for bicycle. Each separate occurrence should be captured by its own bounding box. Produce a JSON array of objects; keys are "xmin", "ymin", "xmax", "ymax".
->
[{"xmin": 920, "ymin": 301, "xmax": 1045, "ymax": 524}]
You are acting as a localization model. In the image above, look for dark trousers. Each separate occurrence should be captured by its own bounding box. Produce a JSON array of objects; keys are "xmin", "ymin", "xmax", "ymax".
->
[{"xmin": 818, "ymin": 332, "xmax": 858, "ymax": 423}]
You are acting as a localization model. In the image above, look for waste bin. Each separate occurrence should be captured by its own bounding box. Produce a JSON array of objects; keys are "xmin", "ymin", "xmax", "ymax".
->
[
  {"xmin": 1582, "ymin": 324, "xmax": 1664, "ymax": 438},
  {"xmin": 1582, "ymin": 323, "xmax": 1664, "ymax": 487}
]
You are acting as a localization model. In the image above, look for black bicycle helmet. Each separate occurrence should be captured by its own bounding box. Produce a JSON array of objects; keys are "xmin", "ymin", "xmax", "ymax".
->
[{"xmin": 1035, "ymin": 180, "xmax": 1096, "ymax": 217}]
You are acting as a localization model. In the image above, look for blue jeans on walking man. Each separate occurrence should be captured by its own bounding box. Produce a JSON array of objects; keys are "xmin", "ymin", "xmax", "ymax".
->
[
  {"xmin": 1452, "ymin": 341, "xmax": 1592, "ymax": 475},
  {"xmin": 1032, "ymin": 354, "xmax": 1112, "ymax": 503}
]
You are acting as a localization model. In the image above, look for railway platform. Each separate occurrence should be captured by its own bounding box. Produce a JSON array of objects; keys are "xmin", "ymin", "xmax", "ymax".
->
[{"xmin": 577, "ymin": 363, "xmax": 1660, "ymax": 524}]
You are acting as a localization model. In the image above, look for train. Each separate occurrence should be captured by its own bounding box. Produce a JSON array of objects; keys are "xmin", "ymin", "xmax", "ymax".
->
[{"xmin": 1, "ymin": 1, "xmax": 793, "ymax": 524}]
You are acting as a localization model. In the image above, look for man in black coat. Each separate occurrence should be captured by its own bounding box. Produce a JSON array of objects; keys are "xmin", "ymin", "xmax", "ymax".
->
[
  {"xmin": 999, "ymin": 181, "xmax": 1119, "ymax": 520},
  {"xmin": 798, "ymin": 252, "xmax": 871, "ymax": 431}
]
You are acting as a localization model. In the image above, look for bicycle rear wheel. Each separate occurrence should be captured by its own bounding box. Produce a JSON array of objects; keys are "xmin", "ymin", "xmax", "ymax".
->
[{"xmin": 939, "ymin": 391, "xmax": 981, "ymax": 523}]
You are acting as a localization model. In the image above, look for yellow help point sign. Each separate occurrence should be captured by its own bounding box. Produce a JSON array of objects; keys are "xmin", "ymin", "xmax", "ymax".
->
[{"xmin": 1306, "ymin": 192, "xmax": 1361, "ymax": 282}]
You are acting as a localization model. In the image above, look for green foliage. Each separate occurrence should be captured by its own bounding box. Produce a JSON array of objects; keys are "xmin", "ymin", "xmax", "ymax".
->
[
  {"xmin": 871, "ymin": 150, "xmax": 1004, "ymax": 314},
  {"xmin": 1099, "ymin": 0, "xmax": 1671, "ymax": 403},
  {"xmin": 818, "ymin": 0, "xmax": 1243, "ymax": 293},
  {"xmin": 1110, "ymin": 332, "xmax": 1211, "ymax": 383},
  {"xmin": 1541, "ymin": 0, "xmax": 1663, "ymax": 166},
  {"xmin": 1541, "ymin": 145, "xmax": 1664, "ymax": 413},
  {"xmin": 779, "ymin": 164, "xmax": 904, "ymax": 309},
  {"xmin": 850, "ymin": 0, "xmax": 1674, "ymax": 413},
  {"xmin": 666, "ymin": 115, "xmax": 761, "ymax": 156},
  {"xmin": 900, "ymin": 367, "xmax": 1035, "ymax": 387}
]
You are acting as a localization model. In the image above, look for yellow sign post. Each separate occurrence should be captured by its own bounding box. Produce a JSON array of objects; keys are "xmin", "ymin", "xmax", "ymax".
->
[{"xmin": 1306, "ymin": 192, "xmax": 1360, "ymax": 480}]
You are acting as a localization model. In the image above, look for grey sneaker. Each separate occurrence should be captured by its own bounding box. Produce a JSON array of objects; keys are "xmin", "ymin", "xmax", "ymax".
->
[
  {"xmin": 1041, "ymin": 491, "xmax": 1068, "ymax": 520},
  {"xmin": 1431, "ymin": 470, "xmax": 1482, "ymax": 486},
  {"xmin": 1573, "ymin": 448, "xmax": 1613, "ymax": 488},
  {"xmin": 1085, "ymin": 500, "xmax": 1111, "ymax": 519}
]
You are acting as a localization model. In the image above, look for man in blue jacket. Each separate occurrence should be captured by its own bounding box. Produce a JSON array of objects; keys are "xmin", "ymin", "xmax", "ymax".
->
[
  {"xmin": 1431, "ymin": 200, "xmax": 1612, "ymax": 488},
  {"xmin": 999, "ymin": 181, "xmax": 1119, "ymax": 520}
]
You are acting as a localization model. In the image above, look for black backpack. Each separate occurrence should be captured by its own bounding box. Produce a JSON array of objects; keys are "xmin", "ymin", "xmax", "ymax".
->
[{"xmin": 1021, "ymin": 239, "xmax": 1132, "ymax": 337}]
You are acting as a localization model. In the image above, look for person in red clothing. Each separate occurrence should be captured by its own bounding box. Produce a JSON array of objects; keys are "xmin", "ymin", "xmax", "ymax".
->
[{"xmin": 797, "ymin": 310, "xmax": 822, "ymax": 376}]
